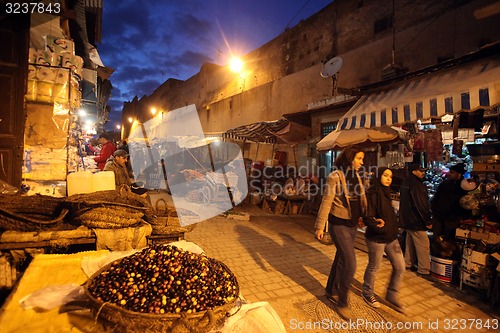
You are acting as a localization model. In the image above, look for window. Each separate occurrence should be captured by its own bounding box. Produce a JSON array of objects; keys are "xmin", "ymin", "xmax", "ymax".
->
[
  {"xmin": 320, "ymin": 122, "xmax": 339, "ymax": 176},
  {"xmin": 321, "ymin": 122, "xmax": 337, "ymax": 138}
]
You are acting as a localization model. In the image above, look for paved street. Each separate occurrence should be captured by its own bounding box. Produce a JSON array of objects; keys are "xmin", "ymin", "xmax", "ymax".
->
[{"xmin": 182, "ymin": 204, "xmax": 499, "ymax": 333}]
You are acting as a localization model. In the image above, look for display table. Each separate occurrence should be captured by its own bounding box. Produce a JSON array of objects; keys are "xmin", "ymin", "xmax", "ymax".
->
[
  {"xmin": 278, "ymin": 194, "xmax": 308, "ymax": 215},
  {"xmin": 261, "ymin": 194, "xmax": 308, "ymax": 215},
  {"xmin": 0, "ymin": 247, "xmax": 287, "ymax": 333},
  {"xmin": 0, "ymin": 251, "xmax": 107, "ymax": 332}
]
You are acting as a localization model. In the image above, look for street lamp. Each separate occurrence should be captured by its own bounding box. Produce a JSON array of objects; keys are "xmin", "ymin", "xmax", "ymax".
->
[
  {"xmin": 229, "ymin": 57, "xmax": 246, "ymax": 92},
  {"xmin": 229, "ymin": 57, "xmax": 243, "ymax": 74}
]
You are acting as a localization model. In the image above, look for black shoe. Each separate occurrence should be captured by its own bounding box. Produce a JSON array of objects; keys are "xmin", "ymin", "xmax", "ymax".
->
[{"xmin": 406, "ymin": 266, "xmax": 418, "ymax": 272}]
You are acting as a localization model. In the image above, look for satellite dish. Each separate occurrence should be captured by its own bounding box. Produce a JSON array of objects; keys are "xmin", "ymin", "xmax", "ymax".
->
[{"xmin": 320, "ymin": 56, "xmax": 343, "ymax": 78}]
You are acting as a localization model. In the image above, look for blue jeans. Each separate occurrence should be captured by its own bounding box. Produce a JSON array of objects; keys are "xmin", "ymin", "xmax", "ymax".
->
[
  {"xmin": 362, "ymin": 238, "xmax": 405, "ymax": 302},
  {"xmin": 326, "ymin": 224, "xmax": 357, "ymax": 307}
]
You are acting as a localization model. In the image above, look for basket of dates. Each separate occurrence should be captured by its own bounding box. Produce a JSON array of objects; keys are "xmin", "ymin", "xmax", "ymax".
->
[{"xmin": 84, "ymin": 244, "xmax": 239, "ymax": 333}]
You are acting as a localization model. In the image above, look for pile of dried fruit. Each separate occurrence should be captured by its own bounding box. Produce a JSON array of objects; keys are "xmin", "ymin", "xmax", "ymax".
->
[{"xmin": 87, "ymin": 244, "xmax": 238, "ymax": 314}]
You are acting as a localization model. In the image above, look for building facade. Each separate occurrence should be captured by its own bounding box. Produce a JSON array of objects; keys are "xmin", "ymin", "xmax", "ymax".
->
[{"xmin": 121, "ymin": 0, "xmax": 500, "ymax": 169}]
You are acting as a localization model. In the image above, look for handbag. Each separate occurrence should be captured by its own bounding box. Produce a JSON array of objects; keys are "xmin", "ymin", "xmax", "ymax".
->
[{"xmin": 319, "ymin": 219, "xmax": 334, "ymax": 245}]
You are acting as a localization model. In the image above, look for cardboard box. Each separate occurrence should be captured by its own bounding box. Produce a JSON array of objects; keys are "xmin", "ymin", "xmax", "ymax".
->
[
  {"xmin": 470, "ymin": 251, "xmax": 489, "ymax": 265},
  {"xmin": 491, "ymin": 253, "xmax": 500, "ymax": 272},
  {"xmin": 455, "ymin": 228, "xmax": 470, "ymax": 239}
]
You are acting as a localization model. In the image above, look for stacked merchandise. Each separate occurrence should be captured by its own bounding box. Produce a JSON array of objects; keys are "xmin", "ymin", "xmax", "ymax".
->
[
  {"xmin": 26, "ymin": 36, "xmax": 83, "ymax": 108},
  {"xmin": 23, "ymin": 36, "xmax": 84, "ymax": 191}
]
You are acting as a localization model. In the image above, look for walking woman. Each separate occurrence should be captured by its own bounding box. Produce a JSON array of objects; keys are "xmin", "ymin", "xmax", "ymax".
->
[
  {"xmin": 315, "ymin": 146, "xmax": 367, "ymax": 320},
  {"xmin": 362, "ymin": 167, "xmax": 406, "ymax": 314}
]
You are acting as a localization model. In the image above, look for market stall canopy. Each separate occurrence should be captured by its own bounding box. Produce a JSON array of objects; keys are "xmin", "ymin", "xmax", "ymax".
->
[
  {"xmin": 222, "ymin": 119, "xmax": 310, "ymax": 145},
  {"xmin": 317, "ymin": 126, "xmax": 408, "ymax": 152},
  {"xmin": 338, "ymin": 55, "xmax": 500, "ymax": 130},
  {"xmin": 176, "ymin": 136, "xmax": 221, "ymax": 149}
]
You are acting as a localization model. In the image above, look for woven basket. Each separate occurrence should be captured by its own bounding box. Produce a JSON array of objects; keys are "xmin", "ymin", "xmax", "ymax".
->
[
  {"xmin": 154, "ymin": 198, "xmax": 169, "ymax": 217},
  {"xmin": 150, "ymin": 204, "xmax": 197, "ymax": 235},
  {"xmin": 64, "ymin": 188, "xmax": 152, "ymax": 228},
  {"xmin": 84, "ymin": 256, "xmax": 239, "ymax": 333},
  {"xmin": 64, "ymin": 187, "xmax": 151, "ymax": 212},
  {"xmin": 76, "ymin": 206, "xmax": 144, "ymax": 229},
  {"xmin": 0, "ymin": 194, "xmax": 68, "ymax": 231}
]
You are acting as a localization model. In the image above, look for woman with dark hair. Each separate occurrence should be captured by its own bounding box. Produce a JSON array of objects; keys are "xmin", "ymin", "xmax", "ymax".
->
[
  {"xmin": 361, "ymin": 167, "xmax": 406, "ymax": 313},
  {"xmin": 315, "ymin": 146, "xmax": 367, "ymax": 320}
]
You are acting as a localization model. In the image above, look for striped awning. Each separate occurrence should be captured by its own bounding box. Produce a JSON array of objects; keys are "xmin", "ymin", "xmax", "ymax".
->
[
  {"xmin": 339, "ymin": 57, "xmax": 500, "ymax": 130},
  {"xmin": 222, "ymin": 119, "xmax": 311, "ymax": 144},
  {"xmin": 222, "ymin": 119, "xmax": 289, "ymax": 143}
]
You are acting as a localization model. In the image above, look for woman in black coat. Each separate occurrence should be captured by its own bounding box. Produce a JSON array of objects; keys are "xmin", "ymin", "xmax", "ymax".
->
[{"xmin": 362, "ymin": 167, "xmax": 406, "ymax": 314}]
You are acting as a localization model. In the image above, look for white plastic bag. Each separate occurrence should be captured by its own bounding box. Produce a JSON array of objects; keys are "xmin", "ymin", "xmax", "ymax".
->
[
  {"xmin": 19, "ymin": 284, "xmax": 84, "ymax": 310},
  {"xmin": 219, "ymin": 301, "xmax": 286, "ymax": 333}
]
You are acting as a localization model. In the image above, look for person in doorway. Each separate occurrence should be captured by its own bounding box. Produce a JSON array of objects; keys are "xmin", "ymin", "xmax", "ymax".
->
[
  {"xmin": 362, "ymin": 167, "xmax": 406, "ymax": 314},
  {"xmin": 314, "ymin": 146, "xmax": 367, "ymax": 321},
  {"xmin": 93, "ymin": 132, "xmax": 117, "ymax": 170},
  {"xmin": 431, "ymin": 162, "xmax": 468, "ymax": 240},
  {"xmin": 399, "ymin": 164, "xmax": 433, "ymax": 277}
]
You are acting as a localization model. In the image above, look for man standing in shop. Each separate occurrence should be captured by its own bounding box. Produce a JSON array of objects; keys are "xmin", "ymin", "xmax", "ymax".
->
[
  {"xmin": 431, "ymin": 163, "xmax": 468, "ymax": 240},
  {"xmin": 93, "ymin": 132, "xmax": 117, "ymax": 170},
  {"xmin": 399, "ymin": 164, "xmax": 433, "ymax": 277}
]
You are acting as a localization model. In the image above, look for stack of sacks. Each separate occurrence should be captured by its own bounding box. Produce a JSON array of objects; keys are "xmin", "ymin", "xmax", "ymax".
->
[
  {"xmin": 45, "ymin": 36, "xmax": 83, "ymax": 78},
  {"xmin": 24, "ymin": 146, "xmax": 67, "ymax": 181},
  {"xmin": 69, "ymin": 77, "xmax": 81, "ymax": 109},
  {"xmin": 26, "ymin": 65, "xmax": 37, "ymax": 101},
  {"xmin": 36, "ymin": 66, "xmax": 57, "ymax": 103},
  {"xmin": 45, "ymin": 35, "xmax": 75, "ymax": 56},
  {"xmin": 25, "ymin": 35, "xmax": 84, "ymax": 106},
  {"xmin": 62, "ymin": 54, "xmax": 84, "ymax": 77}
]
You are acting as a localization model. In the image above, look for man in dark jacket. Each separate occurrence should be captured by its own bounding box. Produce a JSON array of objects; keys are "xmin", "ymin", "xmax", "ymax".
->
[
  {"xmin": 431, "ymin": 163, "xmax": 468, "ymax": 240},
  {"xmin": 399, "ymin": 164, "xmax": 432, "ymax": 276}
]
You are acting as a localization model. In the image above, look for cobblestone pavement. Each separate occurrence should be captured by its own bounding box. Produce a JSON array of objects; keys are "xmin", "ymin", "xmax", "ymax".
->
[{"xmin": 183, "ymin": 205, "xmax": 499, "ymax": 333}]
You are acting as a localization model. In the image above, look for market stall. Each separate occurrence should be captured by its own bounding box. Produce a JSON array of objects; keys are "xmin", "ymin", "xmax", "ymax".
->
[
  {"xmin": 0, "ymin": 242, "xmax": 286, "ymax": 333},
  {"xmin": 223, "ymin": 119, "xmax": 315, "ymax": 214},
  {"xmin": 0, "ymin": 190, "xmax": 155, "ymax": 297},
  {"xmin": 317, "ymin": 52, "xmax": 500, "ymax": 194}
]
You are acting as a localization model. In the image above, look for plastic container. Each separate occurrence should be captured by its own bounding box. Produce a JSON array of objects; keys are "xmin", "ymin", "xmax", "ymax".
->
[
  {"xmin": 430, "ymin": 255, "xmax": 459, "ymax": 283},
  {"xmin": 67, "ymin": 171, "xmax": 93, "ymax": 196},
  {"xmin": 92, "ymin": 171, "xmax": 116, "ymax": 192}
]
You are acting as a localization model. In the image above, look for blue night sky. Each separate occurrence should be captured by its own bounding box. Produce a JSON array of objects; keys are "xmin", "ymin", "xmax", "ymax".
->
[{"xmin": 98, "ymin": 0, "xmax": 333, "ymax": 130}]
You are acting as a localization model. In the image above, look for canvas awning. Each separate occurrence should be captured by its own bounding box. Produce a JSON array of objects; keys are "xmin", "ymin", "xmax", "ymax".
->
[
  {"xmin": 338, "ymin": 55, "xmax": 500, "ymax": 130},
  {"xmin": 317, "ymin": 126, "xmax": 409, "ymax": 152},
  {"xmin": 222, "ymin": 119, "xmax": 310, "ymax": 145}
]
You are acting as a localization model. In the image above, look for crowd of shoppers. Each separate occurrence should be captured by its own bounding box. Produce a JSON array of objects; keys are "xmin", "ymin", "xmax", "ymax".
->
[{"xmin": 315, "ymin": 146, "xmax": 468, "ymax": 319}]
